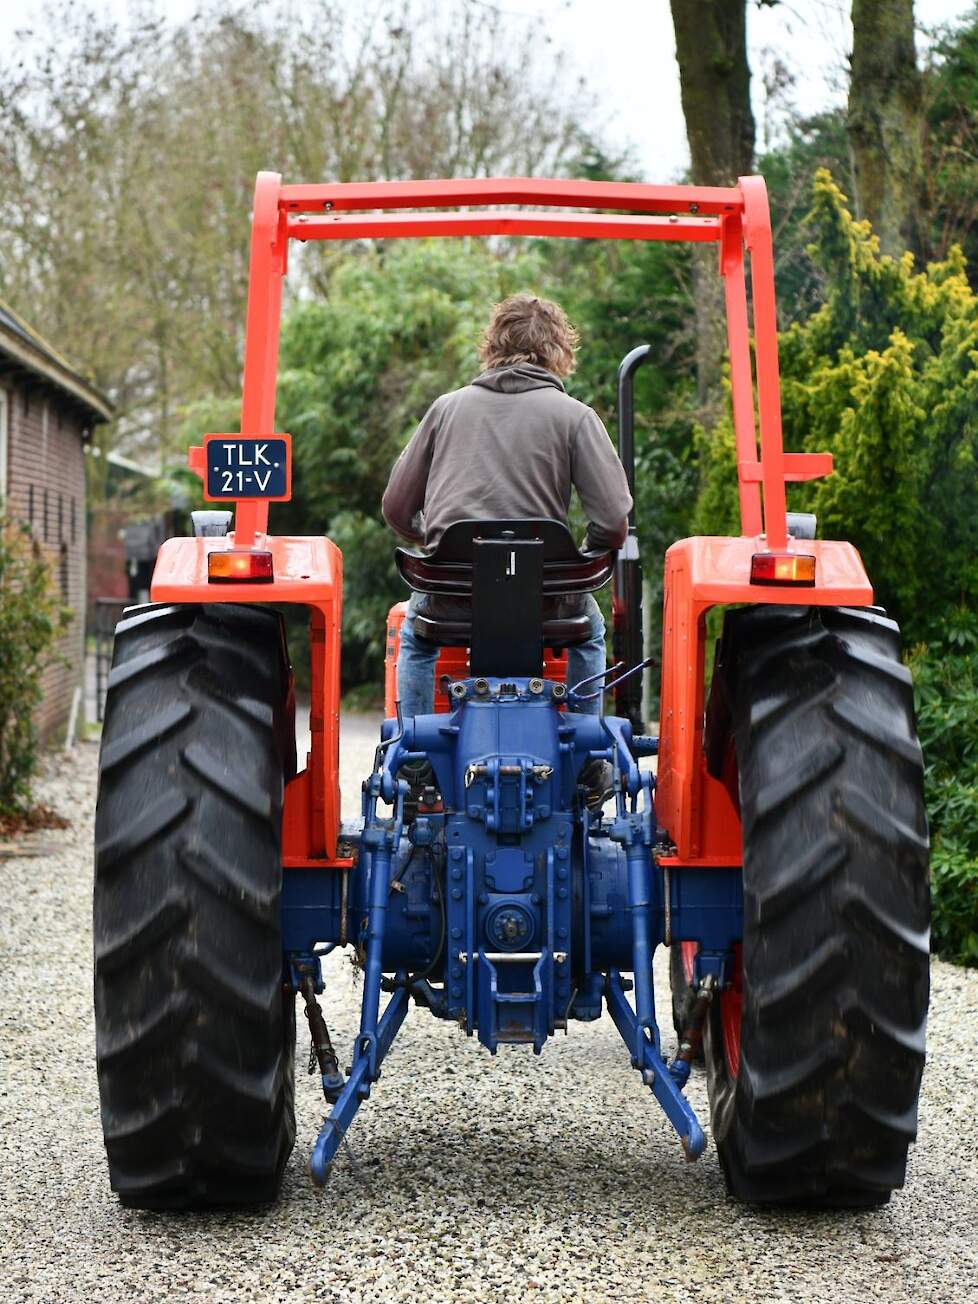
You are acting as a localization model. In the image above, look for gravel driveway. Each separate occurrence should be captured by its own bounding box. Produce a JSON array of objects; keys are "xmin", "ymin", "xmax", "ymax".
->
[{"xmin": 2, "ymin": 722, "xmax": 976, "ymax": 1304}]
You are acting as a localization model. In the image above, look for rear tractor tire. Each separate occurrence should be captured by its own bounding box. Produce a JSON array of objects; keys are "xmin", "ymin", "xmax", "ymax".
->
[
  {"xmin": 703, "ymin": 605, "xmax": 929, "ymax": 1207},
  {"xmin": 94, "ymin": 602, "xmax": 296, "ymax": 1209}
]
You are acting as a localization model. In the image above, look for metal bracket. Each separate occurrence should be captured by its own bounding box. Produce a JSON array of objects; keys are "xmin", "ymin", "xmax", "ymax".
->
[{"xmin": 457, "ymin": 950, "xmax": 567, "ymax": 965}]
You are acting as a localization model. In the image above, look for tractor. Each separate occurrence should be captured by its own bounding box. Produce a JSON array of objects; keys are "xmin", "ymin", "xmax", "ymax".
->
[{"xmin": 93, "ymin": 173, "xmax": 929, "ymax": 1209}]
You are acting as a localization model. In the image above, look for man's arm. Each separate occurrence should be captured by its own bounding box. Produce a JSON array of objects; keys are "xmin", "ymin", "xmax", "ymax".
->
[
  {"xmin": 570, "ymin": 408, "xmax": 633, "ymax": 550},
  {"xmin": 381, "ymin": 401, "xmax": 441, "ymax": 543}
]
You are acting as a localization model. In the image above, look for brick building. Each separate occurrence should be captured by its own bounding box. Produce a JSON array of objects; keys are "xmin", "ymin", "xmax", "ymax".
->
[{"xmin": 0, "ymin": 299, "xmax": 112, "ymax": 741}]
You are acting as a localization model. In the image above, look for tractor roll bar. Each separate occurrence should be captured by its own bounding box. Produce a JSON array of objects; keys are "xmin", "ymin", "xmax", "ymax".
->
[
  {"xmin": 278, "ymin": 177, "xmax": 744, "ymax": 214},
  {"xmin": 233, "ymin": 171, "xmax": 827, "ymax": 552},
  {"xmin": 289, "ymin": 211, "xmax": 722, "ymax": 242}
]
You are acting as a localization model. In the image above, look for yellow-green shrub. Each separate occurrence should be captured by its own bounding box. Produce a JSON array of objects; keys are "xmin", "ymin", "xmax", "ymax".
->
[{"xmin": 696, "ymin": 170, "xmax": 978, "ymax": 644}]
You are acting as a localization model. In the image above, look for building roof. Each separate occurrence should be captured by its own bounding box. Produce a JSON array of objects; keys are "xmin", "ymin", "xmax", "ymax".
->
[
  {"xmin": 107, "ymin": 449, "xmax": 159, "ymax": 478},
  {"xmin": 0, "ymin": 297, "xmax": 113, "ymax": 425}
]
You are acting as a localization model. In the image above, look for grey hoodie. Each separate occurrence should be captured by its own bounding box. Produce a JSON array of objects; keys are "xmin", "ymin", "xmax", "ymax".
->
[{"xmin": 381, "ymin": 364, "xmax": 632, "ymax": 551}]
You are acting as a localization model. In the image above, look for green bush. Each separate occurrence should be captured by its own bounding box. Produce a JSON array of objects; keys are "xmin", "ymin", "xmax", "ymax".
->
[
  {"xmin": 0, "ymin": 520, "xmax": 71, "ymax": 818},
  {"xmin": 693, "ymin": 174, "xmax": 978, "ymax": 966},
  {"xmin": 695, "ymin": 170, "xmax": 978, "ymax": 645},
  {"xmin": 911, "ymin": 622, "xmax": 978, "ymax": 966}
]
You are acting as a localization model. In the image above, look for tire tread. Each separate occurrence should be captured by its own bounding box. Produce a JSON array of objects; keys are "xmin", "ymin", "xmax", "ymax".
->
[
  {"xmin": 704, "ymin": 604, "xmax": 929, "ymax": 1207},
  {"xmin": 94, "ymin": 602, "xmax": 295, "ymax": 1209}
]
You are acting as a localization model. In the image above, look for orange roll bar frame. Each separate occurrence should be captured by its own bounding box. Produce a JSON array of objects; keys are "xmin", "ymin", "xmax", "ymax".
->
[
  {"xmin": 234, "ymin": 170, "xmax": 808, "ymax": 552},
  {"xmin": 154, "ymin": 170, "xmax": 864, "ymax": 868}
]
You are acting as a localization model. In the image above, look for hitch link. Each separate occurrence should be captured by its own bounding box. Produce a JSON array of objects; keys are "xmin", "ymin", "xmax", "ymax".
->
[
  {"xmin": 300, "ymin": 974, "xmax": 345, "ymax": 1103},
  {"xmin": 670, "ymin": 973, "xmax": 717, "ymax": 1088}
]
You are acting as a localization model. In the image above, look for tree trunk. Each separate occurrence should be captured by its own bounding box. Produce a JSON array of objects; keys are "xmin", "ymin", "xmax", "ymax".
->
[
  {"xmin": 670, "ymin": 0, "xmax": 755, "ymax": 415},
  {"xmin": 848, "ymin": 0, "xmax": 922, "ymax": 256}
]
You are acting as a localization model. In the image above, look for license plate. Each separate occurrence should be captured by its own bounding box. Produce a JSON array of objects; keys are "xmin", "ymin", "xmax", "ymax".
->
[{"xmin": 203, "ymin": 435, "xmax": 291, "ymax": 500}]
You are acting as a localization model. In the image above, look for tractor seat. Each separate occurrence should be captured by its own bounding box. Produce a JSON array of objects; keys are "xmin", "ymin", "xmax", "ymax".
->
[{"xmin": 395, "ymin": 519, "xmax": 614, "ymax": 657}]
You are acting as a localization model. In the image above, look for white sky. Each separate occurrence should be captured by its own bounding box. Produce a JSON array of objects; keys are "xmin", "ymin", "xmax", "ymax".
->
[{"xmin": 0, "ymin": 0, "xmax": 973, "ymax": 180}]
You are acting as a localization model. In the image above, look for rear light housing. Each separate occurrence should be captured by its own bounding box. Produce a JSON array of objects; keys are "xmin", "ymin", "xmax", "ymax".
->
[
  {"xmin": 207, "ymin": 549, "xmax": 274, "ymax": 583},
  {"xmin": 750, "ymin": 551, "xmax": 816, "ymax": 587}
]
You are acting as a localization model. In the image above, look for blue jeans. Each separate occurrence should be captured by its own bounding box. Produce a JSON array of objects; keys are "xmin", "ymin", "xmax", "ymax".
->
[{"xmin": 396, "ymin": 592, "xmax": 607, "ymax": 717}]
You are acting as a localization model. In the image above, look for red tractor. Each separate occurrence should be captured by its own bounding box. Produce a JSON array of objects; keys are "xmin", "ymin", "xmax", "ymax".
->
[{"xmin": 94, "ymin": 174, "xmax": 929, "ymax": 1209}]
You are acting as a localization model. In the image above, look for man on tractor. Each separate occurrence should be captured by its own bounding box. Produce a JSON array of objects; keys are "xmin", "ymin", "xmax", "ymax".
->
[{"xmin": 382, "ymin": 293, "xmax": 632, "ymax": 721}]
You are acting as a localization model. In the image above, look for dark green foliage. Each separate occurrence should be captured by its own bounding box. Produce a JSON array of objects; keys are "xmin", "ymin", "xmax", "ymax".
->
[
  {"xmin": 329, "ymin": 512, "xmax": 404, "ymax": 688},
  {"xmin": 0, "ymin": 521, "xmax": 71, "ymax": 816},
  {"xmin": 910, "ymin": 619, "xmax": 978, "ymax": 966}
]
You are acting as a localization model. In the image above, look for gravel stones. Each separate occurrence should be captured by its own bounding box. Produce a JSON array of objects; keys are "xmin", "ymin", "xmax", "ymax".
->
[{"xmin": 1, "ymin": 726, "xmax": 976, "ymax": 1303}]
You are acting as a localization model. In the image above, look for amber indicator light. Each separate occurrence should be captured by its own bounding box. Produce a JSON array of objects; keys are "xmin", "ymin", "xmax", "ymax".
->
[
  {"xmin": 750, "ymin": 552, "xmax": 816, "ymax": 586},
  {"xmin": 207, "ymin": 549, "xmax": 274, "ymax": 583}
]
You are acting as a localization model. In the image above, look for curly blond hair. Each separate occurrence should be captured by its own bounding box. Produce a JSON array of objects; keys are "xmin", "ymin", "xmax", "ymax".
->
[{"xmin": 478, "ymin": 294, "xmax": 579, "ymax": 378}]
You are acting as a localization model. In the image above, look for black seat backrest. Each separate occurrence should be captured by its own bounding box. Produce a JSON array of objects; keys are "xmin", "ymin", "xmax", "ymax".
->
[
  {"xmin": 395, "ymin": 518, "xmax": 614, "ymax": 598},
  {"xmin": 430, "ymin": 518, "xmax": 581, "ymax": 561},
  {"xmin": 394, "ymin": 519, "xmax": 615, "ymax": 680}
]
